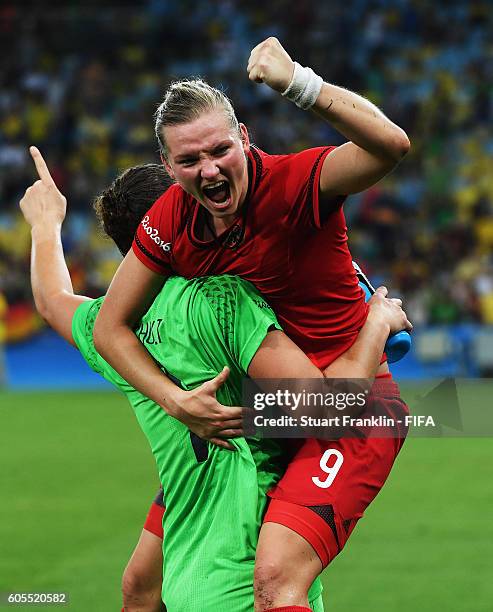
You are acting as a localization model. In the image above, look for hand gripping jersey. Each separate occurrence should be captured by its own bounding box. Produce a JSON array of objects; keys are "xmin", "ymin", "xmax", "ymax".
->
[
  {"xmin": 132, "ymin": 146, "xmax": 368, "ymax": 369},
  {"xmin": 131, "ymin": 148, "xmax": 408, "ymax": 571},
  {"xmin": 72, "ymin": 275, "xmax": 323, "ymax": 612}
]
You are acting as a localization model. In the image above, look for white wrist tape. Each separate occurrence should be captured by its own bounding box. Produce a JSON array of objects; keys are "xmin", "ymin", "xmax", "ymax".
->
[{"xmin": 282, "ymin": 61, "xmax": 324, "ymax": 110}]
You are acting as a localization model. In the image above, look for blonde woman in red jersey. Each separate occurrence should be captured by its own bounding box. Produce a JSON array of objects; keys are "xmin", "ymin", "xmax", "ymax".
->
[{"xmin": 94, "ymin": 38, "xmax": 411, "ymax": 612}]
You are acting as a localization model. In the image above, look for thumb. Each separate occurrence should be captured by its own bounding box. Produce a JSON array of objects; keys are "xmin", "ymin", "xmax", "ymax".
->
[
  {"xmin": 374, "ymin": 285, "xmax": 388, "ymax": 297},
  {"xmin": 208, "ymin": 366, "xmax": 230, "ymax": 391}
]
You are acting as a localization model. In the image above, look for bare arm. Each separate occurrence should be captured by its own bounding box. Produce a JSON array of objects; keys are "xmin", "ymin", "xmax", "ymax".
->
[
  {"xmin": 247, "ymin": 37, "xmax": 410, "ymax": 198},
  {"xmin": 29, "ymin": 225, "xmax": 89, "ymax": 346},
  {"xmin": 21, "ymin": 148, "xmax": 240, "ymax": 448},
  {"xmin": 94, "ymin": 251, "xmax": 242, "ymax": 449},
  {"xmin": 313, "ymin": 84, "xmax": 410, "ymax": 197},
  {"xmin": 249, "ymin": 287, "xmax": 411, "ymax": 380},
  {"xmin": 248, "ymin": 288, "xmax": 410, "ymax": 426},
  {"xmin": 248, "ymin": 288, "xmax": 410, "ymax": 433},
  {"xmin": 93, "ymin": 251, "xmax": 176, "ymax": 408},
  {"xmin": 20, "ymin": 147, "xmax": 89, "ymax": 346},
  {"xmin": 248, "ymin": 329, "xmax": 322, "ymax": 379},
  {"xmin": 323, "ymin": 287, "xmax": 412, "ymax": 378},
  {"xmin": 24, "ymin": 148, "xmax": 192, "ymax": 422}
]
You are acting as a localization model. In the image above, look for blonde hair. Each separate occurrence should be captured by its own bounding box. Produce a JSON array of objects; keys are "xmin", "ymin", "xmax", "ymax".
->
[{"xmin": 154, "ymin": 79, "xmax": 240, "ymax": 158}]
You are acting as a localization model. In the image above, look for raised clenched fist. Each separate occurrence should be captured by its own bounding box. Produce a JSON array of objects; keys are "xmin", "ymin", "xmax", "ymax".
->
[{"xmin": 247, "ymin": 37, "xmax": 295, "ymax": 93}]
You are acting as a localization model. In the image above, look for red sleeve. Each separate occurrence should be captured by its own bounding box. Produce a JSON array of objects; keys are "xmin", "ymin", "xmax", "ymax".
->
[
  {"xmin": 279, "ymin": 146, "xmax": 344, "ymax": 229},
  {"xmin": 131, "ymin": 187, "xmax": 179, "ymax": 276}
]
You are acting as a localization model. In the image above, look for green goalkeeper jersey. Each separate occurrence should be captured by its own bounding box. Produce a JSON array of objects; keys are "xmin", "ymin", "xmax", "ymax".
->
[{"xmin": 72, "ymin": 274, "xmax": 323, "ymax": 612}]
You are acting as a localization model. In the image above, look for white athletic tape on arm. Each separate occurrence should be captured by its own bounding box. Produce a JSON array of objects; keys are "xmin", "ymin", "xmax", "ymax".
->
[{"xmin": 282, "ymin": 62, "xmax": 324, "ymax": 110}]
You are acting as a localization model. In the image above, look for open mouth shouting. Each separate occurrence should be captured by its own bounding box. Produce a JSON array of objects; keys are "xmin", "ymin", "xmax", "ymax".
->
[{"xmin": 202, "ymin": 180, "xmax": 232, "ymax": 211}]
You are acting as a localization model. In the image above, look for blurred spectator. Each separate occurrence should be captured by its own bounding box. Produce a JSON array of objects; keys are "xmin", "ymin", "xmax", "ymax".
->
[{"xmin": 1, "ymin": 0, "xmax": 492, "ymax": 340}]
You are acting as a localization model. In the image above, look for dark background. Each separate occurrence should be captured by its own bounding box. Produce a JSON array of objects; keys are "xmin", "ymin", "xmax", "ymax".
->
[{"xmin": 1, "ymin": 0, "xmax": 492, "ymax": 377}]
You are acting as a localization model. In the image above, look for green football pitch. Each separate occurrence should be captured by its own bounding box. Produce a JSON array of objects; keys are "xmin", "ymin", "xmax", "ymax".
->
[{"xmin": 0, "ymin": 390, "xmax": 491, "ymax": 611}]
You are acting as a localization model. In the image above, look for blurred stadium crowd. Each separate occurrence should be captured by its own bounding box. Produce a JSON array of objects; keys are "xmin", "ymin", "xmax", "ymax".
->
[{"xmin": 1, "ymin": 0, "xmax": 492, "ymax": 343}]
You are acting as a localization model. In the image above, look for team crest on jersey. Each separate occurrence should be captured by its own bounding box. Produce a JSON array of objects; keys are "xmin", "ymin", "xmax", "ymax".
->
[{"xmin": 223, "ymin": 224, "xmax": 244, "ymax": 249}]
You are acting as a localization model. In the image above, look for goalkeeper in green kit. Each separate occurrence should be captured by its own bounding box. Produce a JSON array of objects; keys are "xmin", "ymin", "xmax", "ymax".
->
[{"xmin": 20, "ymin": 147, "xmax": 410, "ymax": 612}]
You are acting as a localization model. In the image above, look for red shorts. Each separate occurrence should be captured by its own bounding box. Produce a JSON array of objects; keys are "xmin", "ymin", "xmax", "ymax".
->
[
  {"xmin": 143, "ymin": 487, "xmax": 165, "ymax": 539},
  {"xmin": 264, "ymin": 377, "xmax": 408, "ymax": 567}
]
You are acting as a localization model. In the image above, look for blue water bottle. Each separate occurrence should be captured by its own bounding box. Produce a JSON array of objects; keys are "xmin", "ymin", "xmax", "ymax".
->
[{"xmin": 352, "ymin": 261, "xmax": 411, "ymax": 364}]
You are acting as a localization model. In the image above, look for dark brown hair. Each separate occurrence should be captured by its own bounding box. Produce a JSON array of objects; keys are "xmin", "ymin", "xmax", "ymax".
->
[{"xmin": 93, "ymin": 164, "xmax": 172, "ymax": 255}]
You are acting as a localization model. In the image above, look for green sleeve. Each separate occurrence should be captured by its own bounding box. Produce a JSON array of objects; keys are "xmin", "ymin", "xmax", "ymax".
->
[
  {"xmin": 71, "ymin": 297, "xmax": 131, "ymax": 391},
  {"xmin": 230, "ymin": 278, "xmax": 282, "ymax": 373},
  {"xmin": 197, "ymin": 276, "xmax": 281, "ymax": 376}
]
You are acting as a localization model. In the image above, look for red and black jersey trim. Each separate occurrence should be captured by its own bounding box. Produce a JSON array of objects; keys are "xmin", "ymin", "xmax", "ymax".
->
[
  {"xmin": 153, "ymin": 486, "xmax": 165, "ymax": 507},
  {"xmin": 307, "ymin": 146, "xmax": 332, "ymax": 227},
  {"xmin": 249, "ymin": 145, "xmax": 263, "ymax": 194},
  {"xmin": 307, "ymin": 146, "xmax": 346, "ymax": 227},
  {"xmin": 221, "ymin": 223, "xmax": 244, "ymax": 249},
  {"xmin": 308, "ymin": 504, "xmax": 341, "ymax": 552},
  {"xmin": 134, "ymin": 232, "xmax": 167, "ymax": 270}
]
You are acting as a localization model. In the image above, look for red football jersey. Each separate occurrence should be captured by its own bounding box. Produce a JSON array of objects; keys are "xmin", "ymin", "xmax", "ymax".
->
[{"xmin": 132, "ymin": 146, "xmax": 368, "ymax": 369}]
